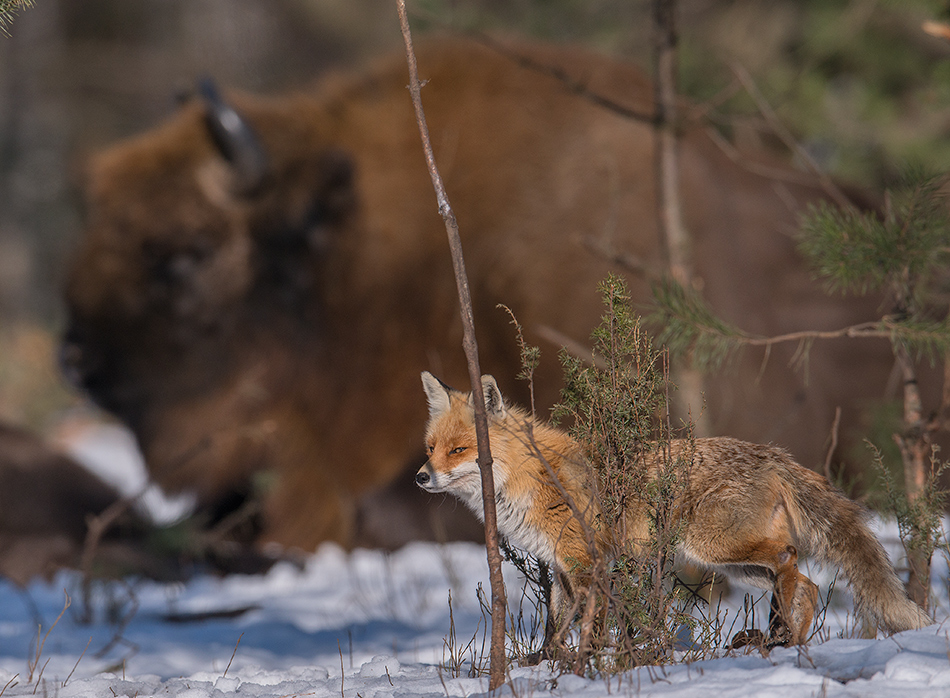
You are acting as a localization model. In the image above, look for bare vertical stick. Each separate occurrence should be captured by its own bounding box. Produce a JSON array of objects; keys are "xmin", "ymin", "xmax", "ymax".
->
[
  {"xmin": 395, "ymin": 1, "xmax": 507, "ymax": 689},
  {"xmin": 823, "ymin": 406, "xmax": 842, "ymax": 482},
  {"xmin": 223, "ymin": 632, "xmax": 244, "ymax": 679}
]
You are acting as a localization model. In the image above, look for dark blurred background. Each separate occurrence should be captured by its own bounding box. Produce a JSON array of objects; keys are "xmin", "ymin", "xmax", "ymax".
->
[{"xmin": 1, "ymin": 0, "xmax": 949, "ymax": 434}]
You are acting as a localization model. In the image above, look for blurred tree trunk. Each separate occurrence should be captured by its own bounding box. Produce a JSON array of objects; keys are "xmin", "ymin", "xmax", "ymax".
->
[
  {"xmin": 894, "ymin": 343, "xmax": 931, "ymax": 609},
  {"xmin": 0, "ymin": 0, "xmax": 73, "ymax": 322},
  {"xmin": 652, "ymin": 0, "xmax": 707, "ymax": 435}
]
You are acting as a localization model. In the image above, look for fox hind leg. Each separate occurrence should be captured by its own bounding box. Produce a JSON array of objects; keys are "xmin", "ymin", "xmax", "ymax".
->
[
  {"xmin": 699, "ymin": 537, "xmax": 819, "ymax": 646},
  {"xmin": 764, "ymin": 543, "xmax": 819, "ymax": 646}
]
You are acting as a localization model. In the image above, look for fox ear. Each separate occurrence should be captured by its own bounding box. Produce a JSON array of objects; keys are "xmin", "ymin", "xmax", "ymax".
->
[
  {"xmin": 480, "ymin": 375, "xmax": 507, "ymax": 419},
  {"xmin": 421, "ymin": 371, "xmax": 453, "ymax": 419}
]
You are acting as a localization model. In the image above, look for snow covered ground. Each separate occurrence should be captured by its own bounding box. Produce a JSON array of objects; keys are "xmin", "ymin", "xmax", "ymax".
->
[
  {"xmin": 0, "ymin": 535, "xmax": 949, "ymax": 698},
  {"xmin": 0, "ymin": 422, "xmax": 946, "ymax": 696}
]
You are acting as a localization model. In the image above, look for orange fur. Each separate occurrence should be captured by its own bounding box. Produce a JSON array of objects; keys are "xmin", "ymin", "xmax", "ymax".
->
[{"xmin": 418, "ymin": 372, "xmax": 930, "ymax": 647}]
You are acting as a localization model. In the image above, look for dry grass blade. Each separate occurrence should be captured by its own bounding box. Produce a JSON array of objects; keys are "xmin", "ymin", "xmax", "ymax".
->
[
  {"xmin": 28, "ymin": 590, "xmax": 71, "ymax": 684},
  {"xmin": 63, "ymin": 637, "xmax": 93, "ymax": 687},
  {"xmin": 223, "ymin": 633, "xmax": 244, "ymax": 679},
  {"xmin": 0, "ymin": 674, "xmax": 18, "ymax": 697}
]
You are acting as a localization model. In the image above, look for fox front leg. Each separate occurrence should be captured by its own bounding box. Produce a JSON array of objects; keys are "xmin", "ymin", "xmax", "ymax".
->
[{"xmin": 524, "ymin": 570, "xmax": 576, "ymax": 665}]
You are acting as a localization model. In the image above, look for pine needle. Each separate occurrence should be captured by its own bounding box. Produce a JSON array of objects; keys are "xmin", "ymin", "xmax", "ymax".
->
[
  {"xmin": 647, "ymin": 276, "xmax": 748, "ymax": 371},
  {"xmin": 0, "ymin": 0, "xmax": 33, "ymax": 34}
]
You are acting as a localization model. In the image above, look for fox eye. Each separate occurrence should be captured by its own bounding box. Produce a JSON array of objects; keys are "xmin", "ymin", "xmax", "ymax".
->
[
  {"xmin": 425, "ymin": 444, "xmax": 434, "ymax": 456},
  {"xmin": 450, "ymin": 446, "xmax": 467, "ymax": 455}
]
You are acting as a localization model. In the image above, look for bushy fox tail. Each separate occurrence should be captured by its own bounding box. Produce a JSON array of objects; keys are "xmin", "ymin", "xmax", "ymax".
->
[{"xmin": 783, "ymin": 466, "xmax": 929, "ymax": 634}]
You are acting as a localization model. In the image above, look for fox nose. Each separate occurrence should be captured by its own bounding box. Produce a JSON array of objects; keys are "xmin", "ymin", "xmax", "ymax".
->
[{"xmin": 415, "ymin": 470, "xmax": 430, "ymax": 486}]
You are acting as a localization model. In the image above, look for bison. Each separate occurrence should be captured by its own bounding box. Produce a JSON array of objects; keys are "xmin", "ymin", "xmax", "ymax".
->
[{"xmin": 62, "ymin": 36, "xmax": 896, "ymax": 552}]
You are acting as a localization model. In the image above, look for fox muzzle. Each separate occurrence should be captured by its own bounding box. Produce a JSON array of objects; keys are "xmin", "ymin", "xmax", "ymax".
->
[{"xmin": 415, "ymin": 463, "xmax": 440, "ymax": 491}]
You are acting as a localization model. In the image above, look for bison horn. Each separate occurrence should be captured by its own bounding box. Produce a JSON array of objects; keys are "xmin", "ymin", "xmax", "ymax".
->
[{"xmin": 198, "ymin": 77, "xmax": 268, "ymax": 194}]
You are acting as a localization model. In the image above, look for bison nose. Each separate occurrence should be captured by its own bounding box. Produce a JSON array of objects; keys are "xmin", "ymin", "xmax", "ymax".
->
[{"xmin": 415, "ymin": 470, "xmax": 430, "ymax": 486}]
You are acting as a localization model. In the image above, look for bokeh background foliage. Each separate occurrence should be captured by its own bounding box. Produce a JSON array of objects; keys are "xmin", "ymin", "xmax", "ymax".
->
[
  {"xmin": 418, "ymin": 0, "xmax": 950, "ymax": 187},
  {"xmin": 2, "ymin": 0, "xmax": 950, "ymax": 427}
]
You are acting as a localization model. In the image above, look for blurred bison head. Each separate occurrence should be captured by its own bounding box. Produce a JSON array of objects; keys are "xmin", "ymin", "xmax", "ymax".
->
[
  {"xmin": 63, "ymin": 85, "xmax": 375, "ymax": 544},
  {"xmin": 63, "ymin": 37, "xmax": 893, "ymax": 551}
]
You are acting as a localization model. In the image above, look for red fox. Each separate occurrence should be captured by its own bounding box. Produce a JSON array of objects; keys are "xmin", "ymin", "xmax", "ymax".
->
[{"xmin": 416, "ymin": 371, "xmax": 930, "ymax": 648}]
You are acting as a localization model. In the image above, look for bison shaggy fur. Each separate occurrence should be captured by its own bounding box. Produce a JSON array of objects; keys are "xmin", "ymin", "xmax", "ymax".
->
[{"xmin": 63, "ymin": 37, "xmax": 894, "ymax": 552}]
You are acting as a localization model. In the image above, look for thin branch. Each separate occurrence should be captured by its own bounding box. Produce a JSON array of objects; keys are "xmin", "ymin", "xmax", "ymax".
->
[
  {"xmin": 395, "ymin": 2, "xmax": 507, "ymax": 689},
  {"xmin": 679, "ymin": 309, "xmax": 941, "ymax": 351},
  {"xmin": 728, "ymin": 62, "xmax": 854, "ymax": 210},
  {"xmin": 223, "ymin": 633, "xmax": 244, "ymax": 678},
  {"xmin": 581, "ymin": 235, "xmax": 659, "ymax": 280},
  {"xmin": 28, "ymin": 591, "xmax": 70, "ymax": 684},
  {"xmin": 651, "ymin": 0, "xmax": 711, "ymax": 439},
  {"xmin": 892, "ymin": 339, "xmax": 932, "ymax": 608},
  {"xmin": 654, "ymin": 273, "xmax": 950, "ymax": 372},
  {"xmin": 702, "ymin": 126, "xmax": 837, "ymax": 192},
  {"xmin": 62, "ymin": 637, "xmax": 92, "ymax": 688},
  {"xmin": 739, "ymin": 321, "xmax": 897, "ymax": 347},
  {"xmin": 0, "ymin": 673, "xmax": 18, "ymax": 697},
  {"xmin": 79, "ymin": 492, "xmax": 140, "ymax": 624},
  {"xmin": 653, "ymin": 0, "xmax": 690, "ymax": 286},
  {"xmin": 92, "ymin": 578, "xmax": 139, "ymax": 659},
  {"xmin": 823, "ymin": 406, "xmax": 842, "ymax": 482},
  {"xmin": 465, "ymin": 31, "xmax": 656, "ymax": 125}
]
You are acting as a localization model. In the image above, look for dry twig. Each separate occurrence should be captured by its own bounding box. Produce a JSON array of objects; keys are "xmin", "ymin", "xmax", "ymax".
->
[
  {"xmin": 823, "ymin": 406, "xmax": 842, "ymax": 483},
  {"xmin": 395, "ymin": 1, "xmax": 508, "ymax": 689}
]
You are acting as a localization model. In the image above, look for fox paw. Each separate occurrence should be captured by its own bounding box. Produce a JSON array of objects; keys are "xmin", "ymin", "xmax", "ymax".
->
[
  {"xmin": 728, "ymin": 628, "xmax": 766, "ymax": 650},
  {"xmin": 520, "ymin": 651, "xmax": 544, "ymax": 666},
  {"xmin": 765, "ymin": 624, "xmax": 793, "ymax": 648},
  {"xmin": 728, "ymin": 628, "xmax": 789, "ymax": 653},
  {"xmin": 520, "ymin": 644, "xmax": 559, "ymax": 666}
]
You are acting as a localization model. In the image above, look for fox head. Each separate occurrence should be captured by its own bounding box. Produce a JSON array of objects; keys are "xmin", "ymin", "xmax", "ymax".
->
[{"xmin": 415, "ymin": 371, "xmax": 506, "ymax": 503}]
